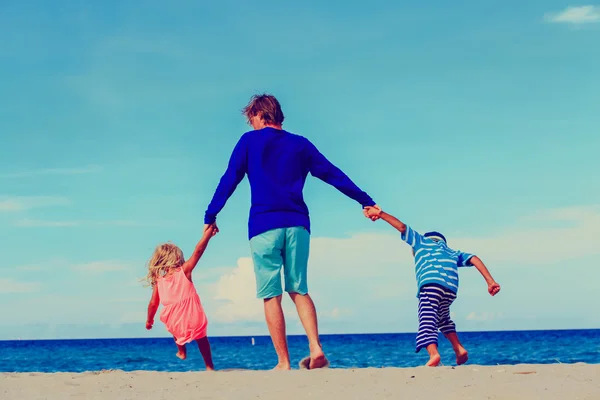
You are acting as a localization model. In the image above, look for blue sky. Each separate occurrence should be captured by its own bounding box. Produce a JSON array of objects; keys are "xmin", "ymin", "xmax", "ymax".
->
[{"xmin": 1, "ymin": 1, "xmax": 599, "ymax": 340}]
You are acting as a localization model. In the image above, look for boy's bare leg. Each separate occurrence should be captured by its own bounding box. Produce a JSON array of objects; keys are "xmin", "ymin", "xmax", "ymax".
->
[
  {"xmin": 445, "ymin": 332, "xmax": 469, "ymax": 365},
  {"xmin": 289, "ymin": 292, "xmax": 327, "ymax": 369},
  {"xmin": 425, "ymin": 344, "xmax": 441, "ymax": 367},
  {"xmin": 173, "ymin": 337, "xmax": 187, "ymax": 360},
  {"xmin": 196, "ymin": 337, "xmax": 215, "ymax": 371},
  {"xmin": 264, "ymin": 295, "xmax": 291, "ymax": 370}
]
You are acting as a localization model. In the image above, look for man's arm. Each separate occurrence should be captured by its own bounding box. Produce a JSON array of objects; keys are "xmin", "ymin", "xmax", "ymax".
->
[
  {"xmin": 204, "ymin": 136, "xmax": 248, "ymax": 225},
  {"xmin": 469, "ymin": 255, "xmax": 501, "ymax": 296},
  {"xmin": 307, "ymin": 140, "xmax": 376, "ymax": 208}
]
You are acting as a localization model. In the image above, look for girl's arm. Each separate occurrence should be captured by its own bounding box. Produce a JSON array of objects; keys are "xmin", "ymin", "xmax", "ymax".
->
[
  {"xmin": 182, "ymin": 226, "xmax": 216, "ymax": 280},
  {"xmin": 146, "ymin": 285, "xmax": 160, "ymax": 330},
  {"xmin": 470, "ymin": 256, "xmax": 501, "ymax": 296}
]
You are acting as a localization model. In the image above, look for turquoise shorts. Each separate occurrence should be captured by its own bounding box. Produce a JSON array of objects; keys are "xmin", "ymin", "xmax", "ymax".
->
[{"xmin": 249, "ymin": 226, "xmax": 310, "ymax": 299}]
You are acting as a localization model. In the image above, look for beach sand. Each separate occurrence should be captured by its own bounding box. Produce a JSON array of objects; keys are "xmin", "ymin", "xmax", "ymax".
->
[{"xmin": 2, "ymin": 364, "xmax": 598, "ymax": 400}]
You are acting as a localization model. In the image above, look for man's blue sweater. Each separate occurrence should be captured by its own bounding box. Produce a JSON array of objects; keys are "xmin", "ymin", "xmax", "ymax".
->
[{"xmin": 204, "ymin": 127, "xmax": 375, "ymax": 239}]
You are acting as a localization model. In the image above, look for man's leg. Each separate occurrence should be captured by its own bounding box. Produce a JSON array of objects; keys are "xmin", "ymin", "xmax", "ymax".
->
[
  {"xmin": 264, "ymin": 295, "xmax": 291, "ymax": 370},
  {"xmin": 289, "ymin": 293, "xmax": 327, "ymax": 368},
  {"xmin": 284, "ymin": 227, "xmax": 328, "ymax": 369},
  {"xmin": 250, "ymin": 229, "xmax": 290, "ymax": 370}
]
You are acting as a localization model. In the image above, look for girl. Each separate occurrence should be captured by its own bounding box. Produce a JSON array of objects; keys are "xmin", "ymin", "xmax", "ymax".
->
[{"xmin": 145, "ymin": 226, "xmax": 216, "ymax": 370}]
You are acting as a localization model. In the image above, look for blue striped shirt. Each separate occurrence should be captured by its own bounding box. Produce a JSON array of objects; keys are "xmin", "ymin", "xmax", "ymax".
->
[{"xmin": 401, "ymin": 225, "xmax": 475, "ymax": 296}]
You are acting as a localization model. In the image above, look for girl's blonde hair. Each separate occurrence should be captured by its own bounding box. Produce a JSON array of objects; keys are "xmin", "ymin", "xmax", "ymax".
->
[{"xmin": 146, "ymin": 242, "xmax": 185, "ymax": 286}]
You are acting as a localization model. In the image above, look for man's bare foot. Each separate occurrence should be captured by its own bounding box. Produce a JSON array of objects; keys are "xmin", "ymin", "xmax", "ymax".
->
[
  {"xmin": 205, "ymin": 366, "xmax": 215, "ymax": 371},
  {"xmin": 308, "ymin": 343, "xmax": 329, "ymax": 369},
  {"xmin": 272, "ymin": 363, "xmax": 291, "ymax": 370},
  {"xmin": 425, "ymin": 353, "xmax": 441, "ymax": 367},
  {"xmin": 176, "ymin": 351, "xmax": 186, "ymax": 360},
  {"xmin": 455, "ymin": 346, "xmax": 468, "ymax": 365}
]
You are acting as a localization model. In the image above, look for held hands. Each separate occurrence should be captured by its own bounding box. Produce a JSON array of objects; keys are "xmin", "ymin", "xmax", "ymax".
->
[
  {"xmin": 203, "ymin": 223, "xmax": 219, "ymax": 238},
  {"xmin": 145, "ymin": 320, "xmax": 153, "ymax": 330},
  {"xmin": 487, "ymin": 281, "xmax": 501, "ymax": 296},
  {"xmin": 363, "ymin": 205, "xmax": 382, "ymax": 221}
]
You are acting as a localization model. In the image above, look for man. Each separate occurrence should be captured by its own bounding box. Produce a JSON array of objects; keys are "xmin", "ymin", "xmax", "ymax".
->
[{"xmin": 204, "ymin": 94, "xmax": 379, "ymax": 370}]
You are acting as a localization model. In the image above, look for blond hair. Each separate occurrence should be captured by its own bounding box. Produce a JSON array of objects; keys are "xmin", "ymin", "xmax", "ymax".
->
[{"xmin": 146, "ymin": 242, "xmax": 185, "ymax": 286}]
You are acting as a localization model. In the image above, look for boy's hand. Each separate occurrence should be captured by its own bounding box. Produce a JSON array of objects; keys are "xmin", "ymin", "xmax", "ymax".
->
[
  {"xmin": 363, "ymin": 205, "xmax": 382, "ymax": 221},
  {"xmin": 146, "ymin": 320, "xmax": 153, "ymax": 330},
  {"xmin": 487, "ymin": 281, "xmax": 501, "ymax": 296}
]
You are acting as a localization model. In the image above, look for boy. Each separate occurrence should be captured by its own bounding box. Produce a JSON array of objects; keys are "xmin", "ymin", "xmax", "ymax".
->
[{"xmin": 365, "ymin": 207, "xmax": 500, "ymax": 367}]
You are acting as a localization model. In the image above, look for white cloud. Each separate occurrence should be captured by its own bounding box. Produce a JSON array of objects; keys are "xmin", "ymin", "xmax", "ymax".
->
[
  {"xmin": 451, "ymin": 205, "xmax": 600, "ymax": 264},
  {"xmin": 13, "ymin": 219, "xmax": 152, "ymax": 228},
  {"xmin": 545, "ymin": 6, "xmax": 600, "ymax": 24},
  {"xmin": 0, "ymin": 278, "xmax": 41, "ymax": 293},
  {"xmin": 0, "ymin": 166, "xmax": 101, "ymax": 179},
  {"xmin": 3, "ymin": 205, "xmax": 598, "ymax": 336},
  {"xmin": 0, "ymin": 196, "xmax": 70, "ymax": 212},
  {"xmin": 319, "ymin": 307, "xmax": 352, "ymax": 319},
  {"xmin": 466, "ymin": 311, "xmax": 500, "ymax": 321},
  {"xmin": 71, "ymin": 260, "xmax": 133, "ymax": 273},
  {"xmin": 212, "ymin": 258, "xmax": 264, "ymax": 323},
  {"xmin": 208, "ymin": 205, "xmax": 600, "ymax": 325}
]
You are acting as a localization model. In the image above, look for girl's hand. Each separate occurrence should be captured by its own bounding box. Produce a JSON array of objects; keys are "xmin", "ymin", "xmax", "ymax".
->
[
  {"xmin": 146, "ymin": 320, "xmax": 153, "ymax": 330},
  {"xmin": 488, "ymin": 281, "xmax": 501, "ymax": 296}
]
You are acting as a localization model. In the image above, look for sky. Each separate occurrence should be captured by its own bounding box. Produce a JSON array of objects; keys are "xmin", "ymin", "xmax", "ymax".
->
[{"xmin": 1, "ymin": 1, "xmax": 599, "ymax": 340}]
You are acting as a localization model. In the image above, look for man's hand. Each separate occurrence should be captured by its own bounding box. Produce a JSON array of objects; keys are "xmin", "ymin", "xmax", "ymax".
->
[
  {"xmin": 487, "ymin": 281, "xmax": 501, "ymax": 296},
  {"xmin": 363, "ymin": 205, "xmax": 382, "ymax": 221},
  {"xmin": 146, "ymin": 320, "xmax": 153, "ymax": 330},
  {"xmin": 204, "ymin": 223, "xmax": 219, "ymax": 237}
]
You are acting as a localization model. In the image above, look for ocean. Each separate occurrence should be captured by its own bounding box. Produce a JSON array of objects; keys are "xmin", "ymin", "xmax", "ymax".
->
[{"xmin": 1, "ymin": 330, "xmax": 599, "ymax": 372}]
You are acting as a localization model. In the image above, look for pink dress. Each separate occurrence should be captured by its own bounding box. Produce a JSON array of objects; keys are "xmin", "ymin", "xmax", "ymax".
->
[{"xmin": 157, "ymin": 267, "xmax": 208, "ymax": 345}]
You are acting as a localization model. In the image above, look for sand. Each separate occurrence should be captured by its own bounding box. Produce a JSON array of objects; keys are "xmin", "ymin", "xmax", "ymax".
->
[{"xmin": 2, "ymin": 364, "xmax": 598, "ymax": 400}]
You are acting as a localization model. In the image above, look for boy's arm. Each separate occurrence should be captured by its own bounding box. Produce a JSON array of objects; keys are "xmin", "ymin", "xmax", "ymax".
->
[
  {"xmin": 306, "ymin": 140, "xmax": 376, "ymax": 209},
  {"xmin": 469, "ymin": 255, "xmax": 501, "ymax": 296},
  {"xmin": 204, "ymin": 136, "xmax": 248, "ymax": 225},
  {"xmin": 182, "ymin": 226, "xmax": 216, "ymax": 279},
  {"xmin": 146, "ymin": 285, "xmax": 160, "ymax": 329},
  {"xmin": 378, "ymin": 211, "xmax": 407, "ymax": 235},
  {"xmin": 365, "ymin": 207, "xmax": 422, "ymax": 248}
]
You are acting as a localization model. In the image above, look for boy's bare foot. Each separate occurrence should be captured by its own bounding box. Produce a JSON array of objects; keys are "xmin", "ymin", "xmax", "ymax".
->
[
  {"xmin": 176, "ymin": 351, "xmax": 186, "ymax": 360},
  {"xmin": 426, "ymin": 353, "xmax": 441, "ymax": 367},
  {"xmin": 455, "ymin": 346, "xmax": 469, "ymax": 365},
  {"xmin": 272, "ymin": 363, "xmax": 291, "ymax": 370}
]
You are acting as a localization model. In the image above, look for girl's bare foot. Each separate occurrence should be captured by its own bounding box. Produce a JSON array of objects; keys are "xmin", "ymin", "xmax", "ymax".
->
[
  {"xmin": 174, "ymin": 339, "xmax": 187, "ymax": 360},
  {"xmin": 455, "ymin": 346, "xmax": 469, "ymax": 365},
  {"xmin": 425, "ymin": 353, "xmax": 441, "ymax": 367}
]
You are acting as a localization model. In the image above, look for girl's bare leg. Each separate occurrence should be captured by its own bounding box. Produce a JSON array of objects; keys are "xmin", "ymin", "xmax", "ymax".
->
[
  {"xmin": 196, "ymin": 337, "xmax": 214, "ymax": 371},
  {"xmin": 173, "ymin": 337, "xmax": 187, "ymax": 360}
]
